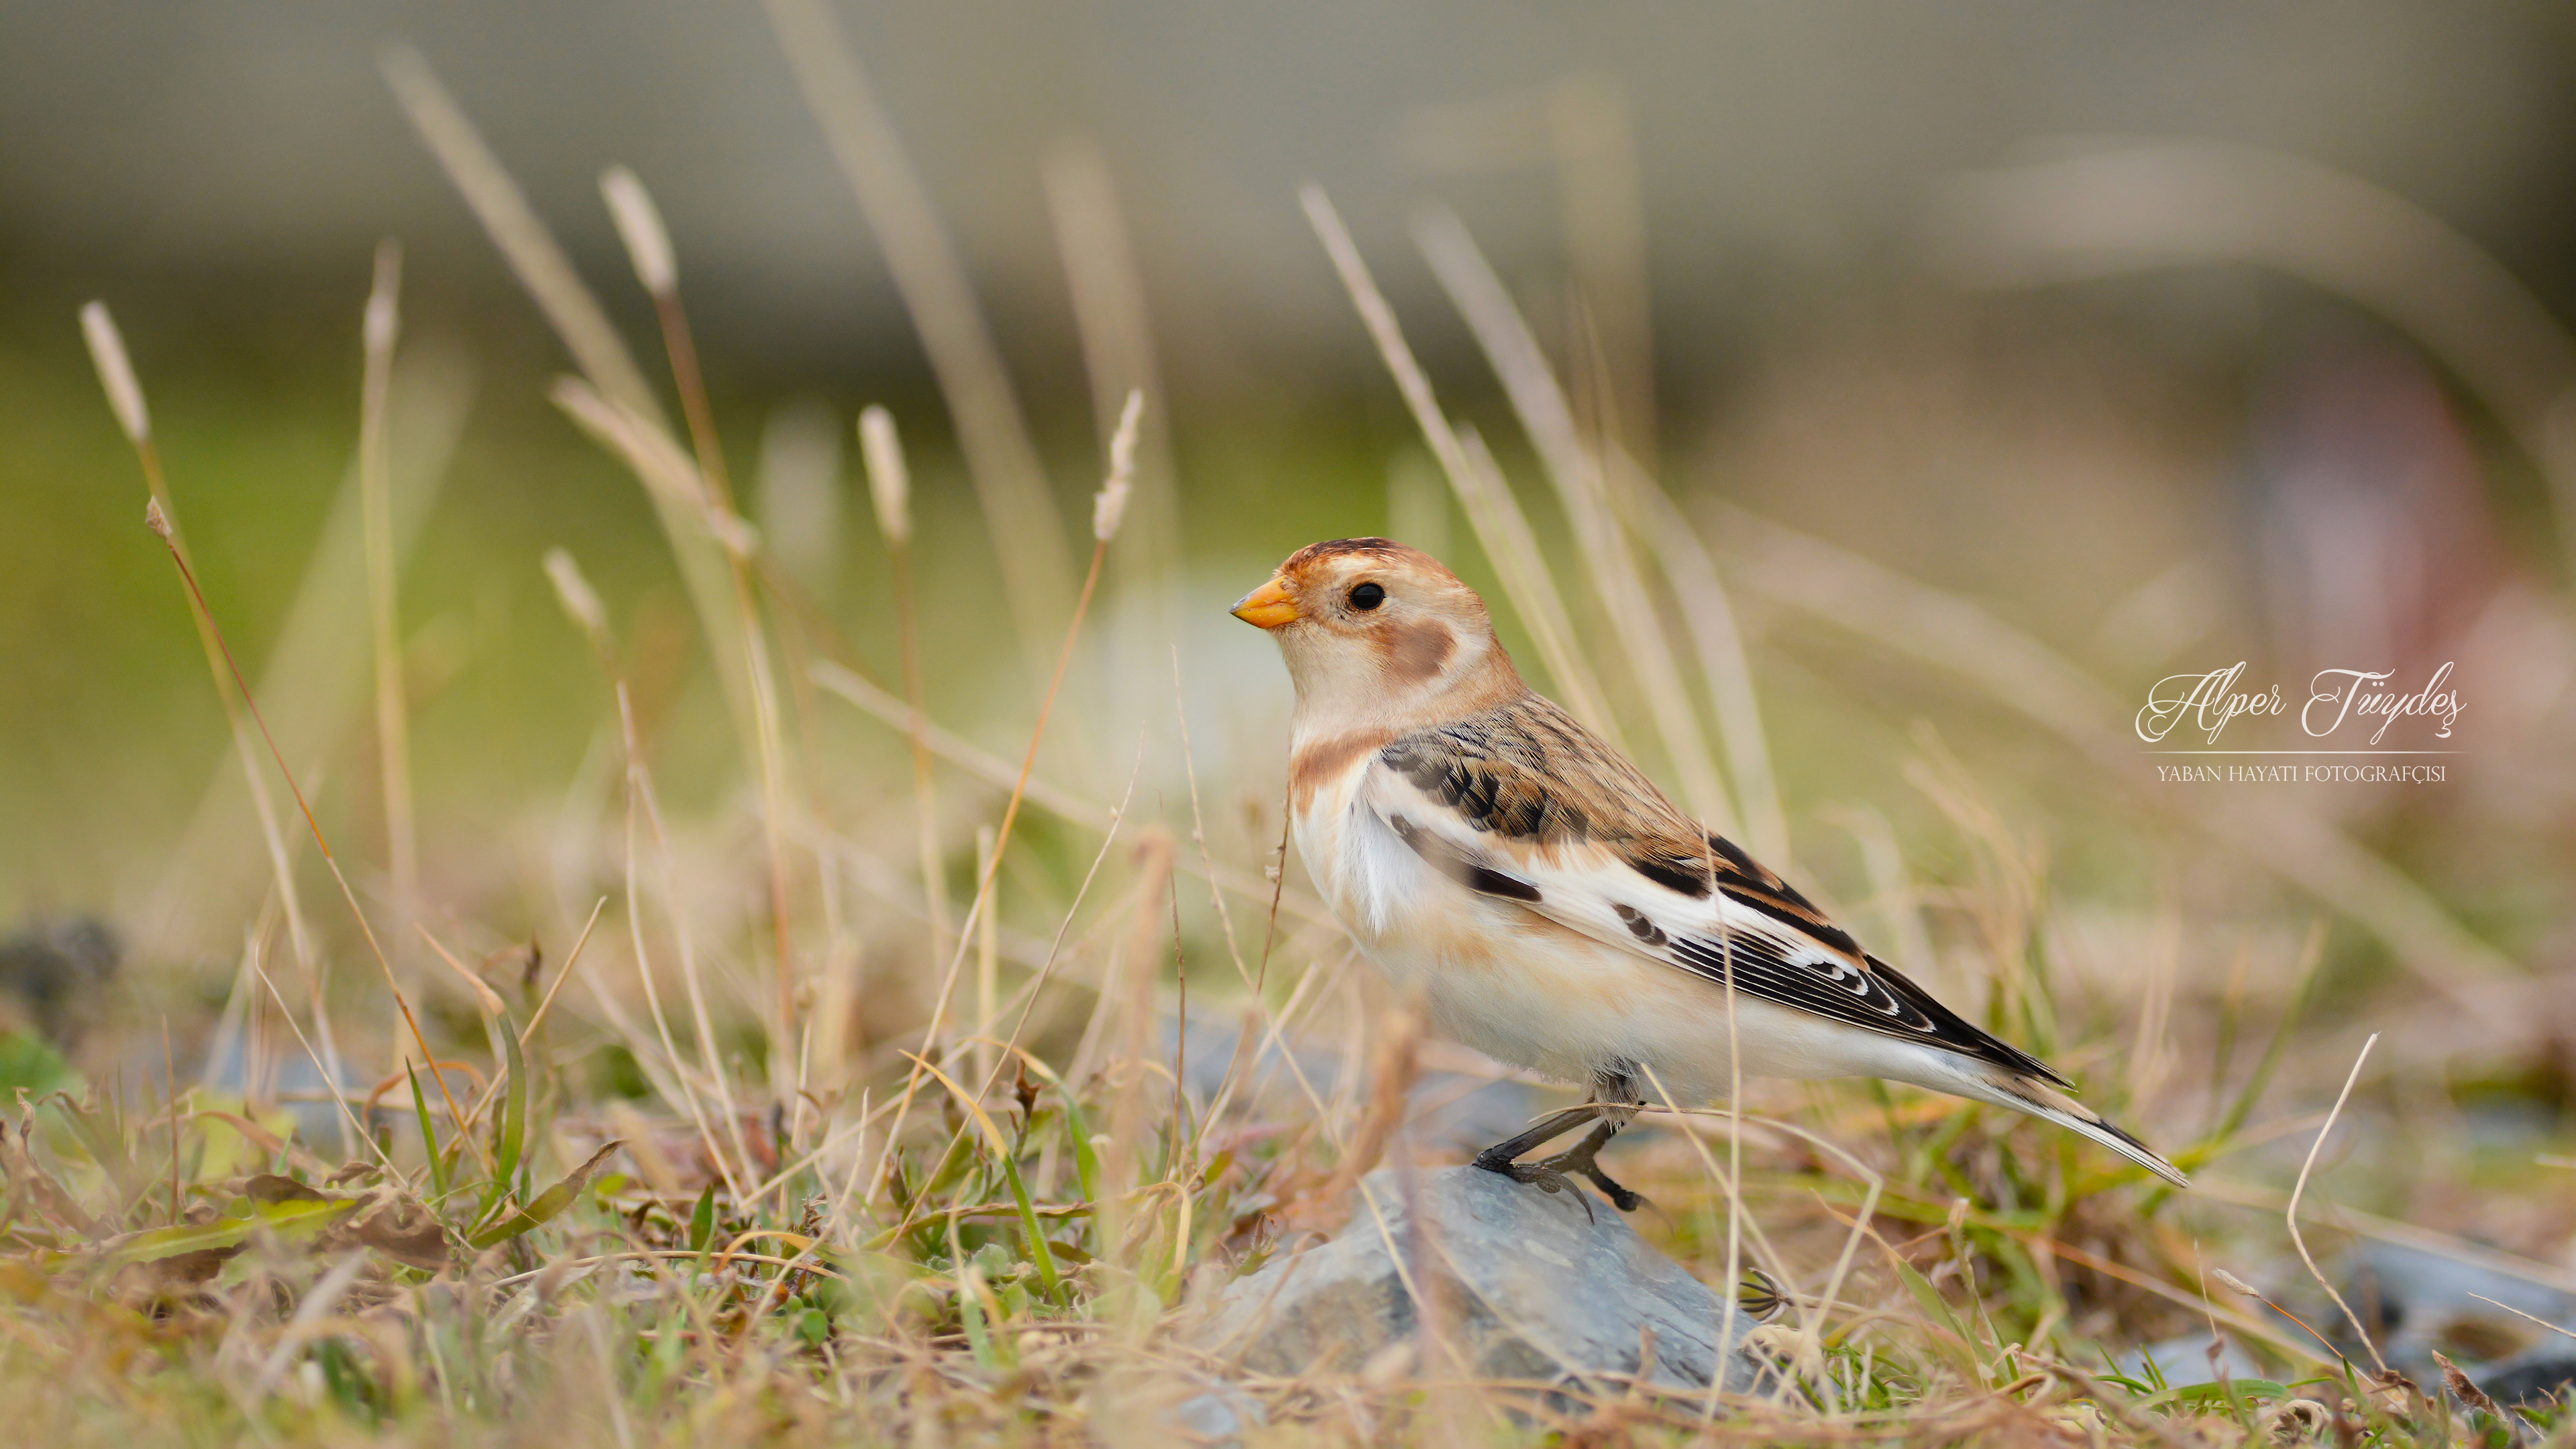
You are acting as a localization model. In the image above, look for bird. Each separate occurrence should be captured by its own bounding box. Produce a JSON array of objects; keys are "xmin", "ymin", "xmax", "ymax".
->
[{"xmin": 1230, "ymin": 537, "xmax": 2186, "ymax": 1210}]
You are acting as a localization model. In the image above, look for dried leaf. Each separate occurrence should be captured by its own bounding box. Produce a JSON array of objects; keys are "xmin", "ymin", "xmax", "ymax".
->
[
  {"xmin": 2434, "ymin": 1351, "xmax": 2508, "ymax": 1419},
  {"xmin": 326, "ymin": 1192, "xmax": 451, "ymax": 1271},
  {"xmin": 242, "ymin": 1174, "xmax": 330, "ymax": 1204}
]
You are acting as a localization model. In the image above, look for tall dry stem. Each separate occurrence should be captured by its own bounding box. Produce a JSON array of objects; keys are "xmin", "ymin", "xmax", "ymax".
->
[
  {"xmin": 1299, "ymin": 185, "xmax": 1621, "ymax": 744},
  {"xmin": 865, "ymin": 392, "xmax": 1143, "ymax": 1202},
  {"xmin": 358, "ymin": 241, "xmax": 417, "ymax": 925},
  {"xmin": 861, "ymin": 406, "xmax": 955, "ymax": 970},
  {"xmin": 85, "ymin": 303, "xmax": 321, "ymax": 979},
  {"xmin": 601, "ymin": 162, "xmax": 804, "ymax": 1094},
  {"xmin": 385, "ymin": 49, "xmax": 757, "ymax": 773},
  {"xmin": 759, "ymin": 0, "xmax": 1077, "ymax": 688},
  {"xmin": 1414, "ymin": 207, "xmax": 1729, "ymax": 827},
  {"xmin": 2288, "ymin": 1033, "xmax": 2387, "ymax": 1373}
]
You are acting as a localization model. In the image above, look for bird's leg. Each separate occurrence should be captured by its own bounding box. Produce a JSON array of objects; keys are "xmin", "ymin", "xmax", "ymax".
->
[
  {"xmin": 1470, "ymin": 1069, "xmax": 1648, "ymax": 1215},
  {"xmin": 1527, "ymin": 1118, "xmax": 1645, "ymax": 1214},
  {"xmin": 1470, "ymin": 1105, "xmax": 1597, "ymax": 1201}
]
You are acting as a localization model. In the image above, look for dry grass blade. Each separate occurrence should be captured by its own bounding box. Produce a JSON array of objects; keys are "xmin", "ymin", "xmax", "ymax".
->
[
  {"xmin": 757, "ymin": 0, "xmax": 1076, "ymax": 685},
  {"xmin": 2288, "ymin": 1032, "xmax": 2387, "ymax": 1373},
  {"xmin": 1299, "ymin": 183, "xmax": 1622, "ymax": 743},
  {"xmin": 521, "ymin": 894, "xmax": 608, "ymax": 1044},
  {"xmin": 2469, "ymin": 1293, "xmax": 2576, "ymax": 1344},
  {"xmin": 1400, "ymin": 74, "xmax": 1658, "ymax": 462},
  {"xmin": 1607, "ymin": 453, "xmax": 1788, "ymax": 863},
  {"xmin": 88, "ymin": 301, "xmax": 325, "ymax": 986},
  {"xmin": 385, "ymin": 48, "xmax": 755, "ymax": 776},
  {"xmin": 380, "ymin": 48, "xmax": 662, "ymax": 423},
  {"xmin": 415, "ymin": 923, "xmax": 506, "ymax": 1018},
  {"xmin": 598, "ymin": 162, "xmax": 804, "ymax": 1095},
  {"xmin": 861, "ymin": 406, "xmax": 956, "ymax": 969},
  {"xmin": 142, "ymin": 498, "xmax": 473, "ymax": 1149},
  {"xmin": 140, "ymin": 345, "xmax": 471, "ymax": 971},
  {"xmin": 1413, "ymin": 205, "xmax": 1730, "ymax": 828},
  {"xmin": 866, "ymin": 396, "xmax": 1141, "ymax": 1203},
  {"xmin": 89, "ymin": 301, "xmax": 450, "ymax": 1164},
  {"xmin": 358, "ymin": 239, "xmax": 419, "ymax": 924}
]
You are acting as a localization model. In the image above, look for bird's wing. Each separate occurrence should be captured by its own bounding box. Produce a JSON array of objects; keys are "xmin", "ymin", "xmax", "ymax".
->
[{"xmin": 1363, "ymin": 695, "xmax": 2067, "ymax": 1085}]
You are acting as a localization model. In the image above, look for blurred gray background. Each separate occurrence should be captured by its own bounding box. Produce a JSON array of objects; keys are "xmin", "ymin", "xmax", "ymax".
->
[{"xmin": 9, "ymin": 1, "xmax": 2574, "ymax": 373}]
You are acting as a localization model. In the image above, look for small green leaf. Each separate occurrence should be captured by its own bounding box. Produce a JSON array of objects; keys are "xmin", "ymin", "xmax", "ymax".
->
[
  {"xmin": 1892, "ymin": 1260, "xmax": 1984, "ymax": 1383},
  {"xmin": 406, "ymin": 1063, "xmax": 447, "ymax": 1202},
  {"xmin": 0, "ymin": 1031, "xmax": 77, "ymax": 1097},
  {"xmin": 688, "ymin": 1181, "xmax": 716, "ymax": 1256},
  {"xmin": 1012, "ymin": 1055, "xmax": 1101, "ymax": 1210},
  {"xmin": 994, "ymin": 1147, "xmax": 1061, "ymax": 1303},
  {"xmin": 2137, "ymin": 1379, "xmax": 2292, "ymax": 1411},
  {"xmin": 494, "ymin": 1015, "xmax": 528, "ymax": 1191},
  {"xmin": 474, "ymin": 1015, "xmax": 531, "ymax": 1230},
  {"xmin": 956, "ymin": 1277, "xmax": 998, "ymax": 1369},
  {"xmin": 467, "ymin": 1141, "xmax": 621, "ymax": 1249},
  {"xmin": 97, "ymin": 1197, "xmax": 354, "ymax": 1265}
]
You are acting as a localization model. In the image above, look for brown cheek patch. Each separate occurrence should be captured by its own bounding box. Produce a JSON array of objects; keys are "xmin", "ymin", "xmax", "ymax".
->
[
  {"xmin": 1289, "ymin": 729, "xmax": 1397, "ymax": 812},
  {"xmin": 1380, "ymin": 620, "xmax": 1455, "ymax": 685}
]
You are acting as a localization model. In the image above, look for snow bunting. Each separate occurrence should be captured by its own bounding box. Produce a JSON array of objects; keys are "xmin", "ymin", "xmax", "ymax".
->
[{"xmin": 1232, "ymin": 537, "xmax": 2186, "ymax": 1208}]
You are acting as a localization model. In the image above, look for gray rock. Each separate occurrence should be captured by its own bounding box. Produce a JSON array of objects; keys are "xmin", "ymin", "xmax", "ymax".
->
[
  {"xmin": 1161, "ymin": 1014, "xmax": 1542, "ymax": 1156},
  {"xmin": 0, "ymin": 915, "xmax": 118, "ymax": 1047},
  {"xmin": 2117, "ymin": 1331, "xmax": 2272, "ymax": 1389},
  {"xmin": 1163, "ymin": 1385, "xmax": 1265, "ymax": 1445},
  {"xmin": 2475, "ymin": 1350, "xmax": 2576, "ymax": 1409},
  {"xmin": 1198, "ymin": 1166, "xmax": 1769, "ymax": 1400},
  {"xmin": 2133, "ymin": 1241, "xmax": 2576, "ymax": 1400},
  {"xmin": 2343, "ymin": 1240, "xmax": 2576, "ymax": 1401}
]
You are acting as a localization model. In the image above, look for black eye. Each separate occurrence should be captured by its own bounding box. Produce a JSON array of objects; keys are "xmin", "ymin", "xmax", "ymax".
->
[{"xmin": 1348, "ymin": 582, "xmax": 1385, "ymax": 611}]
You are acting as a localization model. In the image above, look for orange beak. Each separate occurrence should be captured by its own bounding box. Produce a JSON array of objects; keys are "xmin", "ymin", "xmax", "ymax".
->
[{"xmin": 1230, "ymin": 575, "xmax": 1299, "ymax": 629}]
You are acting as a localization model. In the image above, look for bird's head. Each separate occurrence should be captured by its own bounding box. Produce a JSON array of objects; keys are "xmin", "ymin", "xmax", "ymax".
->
[{"xmin": 1231, "ymin": 538, "xmax": 1521, "ymax": 727}]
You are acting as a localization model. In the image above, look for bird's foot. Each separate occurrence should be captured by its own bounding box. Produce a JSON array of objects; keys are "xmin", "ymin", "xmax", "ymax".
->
[
  {"xmin": 1472, "ymin": 1134, "xmax": 1644, "ymax": 1218},
  {"xmin": 1476, "ymin": 1154, "xmax": 1593, "ymax": 1222},
  {"xmin": 1534, "ymin": 1136, "xmax": 1646, "ymax": 1214}
]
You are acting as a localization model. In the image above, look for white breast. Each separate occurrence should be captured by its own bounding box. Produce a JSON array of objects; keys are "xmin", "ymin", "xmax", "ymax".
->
[{"xmin": 1292, "ymin": 772, "xmax": 1438, "ymax": 979}]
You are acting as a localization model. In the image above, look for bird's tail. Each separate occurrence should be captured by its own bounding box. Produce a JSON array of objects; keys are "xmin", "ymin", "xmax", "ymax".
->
[{"xmin": 1945, "ymin": 1065, "xmax": 2190, "ymax": 1187}]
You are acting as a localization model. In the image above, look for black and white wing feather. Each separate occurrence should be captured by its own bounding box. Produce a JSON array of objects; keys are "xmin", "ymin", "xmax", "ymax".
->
[{"xmin": 1364, "ymin": 696, "xmax": 2065, "ymax": 1085}]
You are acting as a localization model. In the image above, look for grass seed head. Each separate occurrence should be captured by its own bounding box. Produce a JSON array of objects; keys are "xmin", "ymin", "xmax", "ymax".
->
[
  {"xmin": 80, "ymin": 301, "xmax": 150, "ymax": 444},
  {"xmin": 600, "ymin": 164, "xmax": 678, "ymax": 296},
  {"xmin": 364, "ymin": 241, "xmax": 402, "ymax": 356},
  {"xmin": 859, "ymin": 405, "xmax": 911, "ymax": 545},
  {"xmin": 542, "ymin": 546, "xmax": 610, "ymax": 647},
  {"xmin": 1091, "ymin": 388, "xmax": 1144, "ymax": 542}
]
